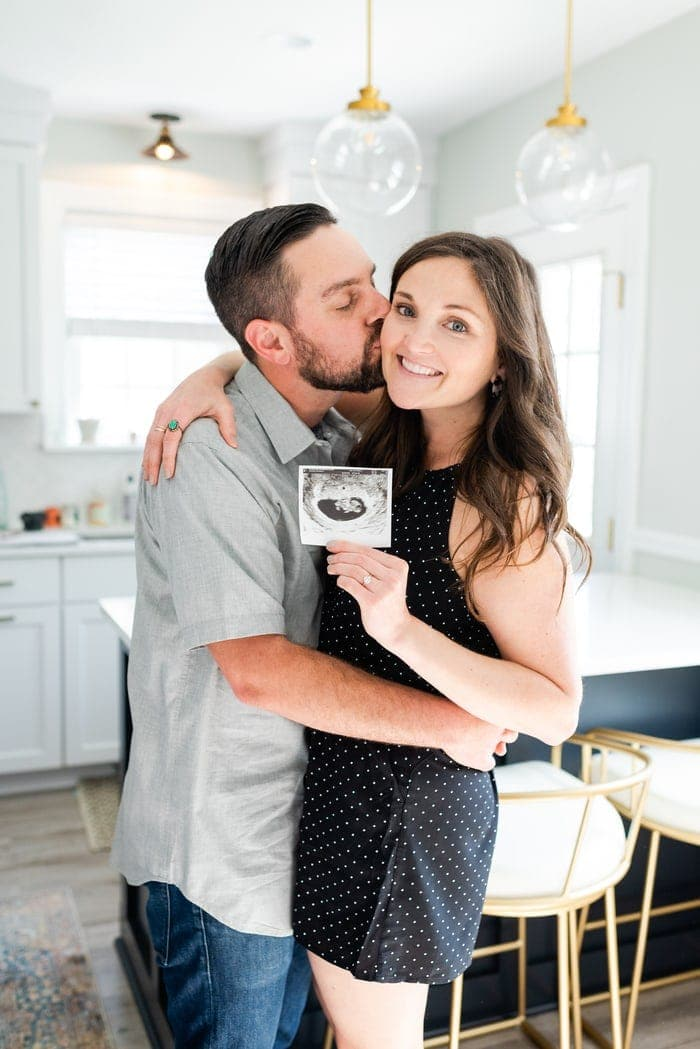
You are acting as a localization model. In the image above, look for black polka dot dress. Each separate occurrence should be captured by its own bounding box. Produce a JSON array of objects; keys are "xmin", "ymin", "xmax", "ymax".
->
[{"xmin": 293, "ymin": 466, "xmax": 501, "ymax": 984}]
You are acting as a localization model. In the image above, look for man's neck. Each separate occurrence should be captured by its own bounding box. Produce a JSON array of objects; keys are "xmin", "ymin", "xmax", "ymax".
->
[{"xmin": 255, "ymin": 359, "xmax": 340, "ymax": 429}]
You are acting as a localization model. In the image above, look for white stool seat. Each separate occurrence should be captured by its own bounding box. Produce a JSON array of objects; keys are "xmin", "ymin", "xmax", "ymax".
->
[
  {"xmin": 488, "ymin": 761, "xmax": 626, "ymax": 900},
  {"xmin": 592, "ymin": 737, "xmax": 700, "ymax": 837}
]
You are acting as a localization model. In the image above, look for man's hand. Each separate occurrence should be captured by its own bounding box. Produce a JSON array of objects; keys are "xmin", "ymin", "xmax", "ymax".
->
[{"xmin": 443, "ymin": 722, "xmax": 518, "ymax": 771}]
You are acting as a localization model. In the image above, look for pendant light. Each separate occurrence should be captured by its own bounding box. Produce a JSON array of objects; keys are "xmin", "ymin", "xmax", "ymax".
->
[
  {"xmin": 311, "ymin": 0, "xmax": 422, "ymax": 218},
  {"xmin": 142, "ymin": 114, "xmax": 189, "ymax": 162},
  {"xmin": 515, "ymin": 0, "xmax": 613, "ymax": 231}
]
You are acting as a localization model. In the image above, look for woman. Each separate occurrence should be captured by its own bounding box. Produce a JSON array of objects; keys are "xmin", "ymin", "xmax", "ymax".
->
[{"xmin": 146, "ymin": 233, "xmax": 587, "ymax": 1048}]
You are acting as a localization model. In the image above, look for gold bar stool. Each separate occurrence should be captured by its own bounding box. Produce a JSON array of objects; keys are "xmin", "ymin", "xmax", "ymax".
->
[
  {"xmin": 580, "ymin": 730, "xmax": 700, "ymax": 1049},
  {"xmin": 426, "ymin": 735, "xmax": 651, "ymax": 1049},
  {"xmin": 324, "ymin": 736, "xmax": 650, "ymax": 1049}
]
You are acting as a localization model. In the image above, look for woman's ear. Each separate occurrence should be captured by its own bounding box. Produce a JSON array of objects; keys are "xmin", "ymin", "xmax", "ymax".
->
[
  {"xmin": 244, "ymin": 319, "xmax": 293, "ymax": 365},
  {"xmin": 490, "ymin": 362, "xmax": 506, "ymax": 385}
]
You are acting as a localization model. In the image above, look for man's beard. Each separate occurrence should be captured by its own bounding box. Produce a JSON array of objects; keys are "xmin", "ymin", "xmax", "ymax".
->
[{"xmin": 291, "ymin": 322, "xmax": 385, "ymax": 394}]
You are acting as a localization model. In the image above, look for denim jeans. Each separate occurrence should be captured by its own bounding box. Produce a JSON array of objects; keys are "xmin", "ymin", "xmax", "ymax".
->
[{"xmin": 145, "ymin": 882, "xmax": 311, "ymax": 1049}]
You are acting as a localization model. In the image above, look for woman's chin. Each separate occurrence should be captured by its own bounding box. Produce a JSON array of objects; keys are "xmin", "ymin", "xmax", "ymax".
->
[{"xmin": 386, "ymin": 385, "xmax": 424, "ymax": 411}]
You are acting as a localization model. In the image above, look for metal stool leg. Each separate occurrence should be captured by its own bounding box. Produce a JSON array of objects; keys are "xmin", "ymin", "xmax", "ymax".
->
[
  {"xmin": 568, "ymin": 909, "xmax": 583, "ymax": 1049},
  {"xmin": 323, "ymin": 1024, "xmax": 334, "ymax": 1049},
  {"xmin": 448, "ymin": 973, "xmax": 464, "ymax": 1049},
  {"xmin": 557, "ymin": 910, "xmax": 571, "ymax": 1049},
  {"xmin": 604, "ymin": 886, "xmax": 623, "ymax": 1049},
  {"xmin": 624, "ymin": 830, "xmax": 661, "ymax": 1049}
]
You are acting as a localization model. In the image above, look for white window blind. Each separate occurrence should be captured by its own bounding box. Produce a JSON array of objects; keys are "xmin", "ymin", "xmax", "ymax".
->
[{"xmin": 61, "ymin": 214, "xmax": 229, "ymax": 446}]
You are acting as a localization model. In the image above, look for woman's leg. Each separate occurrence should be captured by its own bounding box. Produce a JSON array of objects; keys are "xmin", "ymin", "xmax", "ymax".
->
[{"xmin": 308, "ymin": 950, "xmax": 429, "ymax": 1049}]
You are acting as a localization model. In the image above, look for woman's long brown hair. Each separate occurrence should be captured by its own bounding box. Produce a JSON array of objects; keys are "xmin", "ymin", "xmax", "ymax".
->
[{"xmin": 350, "ymin": 232, "xmax": 591, "ymax": 615}]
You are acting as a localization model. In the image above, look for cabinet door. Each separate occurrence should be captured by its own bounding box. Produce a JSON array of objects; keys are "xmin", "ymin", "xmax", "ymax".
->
[
  {"xmin": 0, "ymin": 605, "xmax": 61, "ymax": 773},
  {"xmin": 0, "ymin": 145, "xmax": 40, "ymax": 412},
  {"xmin": 63, "ymin": 601, "xmax": 120, "ymax": 765}
]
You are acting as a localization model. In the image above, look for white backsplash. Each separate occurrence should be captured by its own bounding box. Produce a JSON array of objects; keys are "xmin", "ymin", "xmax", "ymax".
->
[{"xmin": 0, "ymin": 412, "xmax": 141, "ymax": 529}]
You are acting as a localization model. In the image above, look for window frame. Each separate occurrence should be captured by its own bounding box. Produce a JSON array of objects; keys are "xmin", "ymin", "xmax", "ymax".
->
[
  {"xmin": 474, "ymin": 163, "xmax": 651, "ymax": 572},
  {"xmin": 40, "ymin": 180, "xmax": 262, "ymax": 450}
]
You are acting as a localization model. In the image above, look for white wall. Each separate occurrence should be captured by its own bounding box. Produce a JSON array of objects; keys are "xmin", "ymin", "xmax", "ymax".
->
[
  {"xmin": 436, "ymin": 7, "xmax": 700, "ymax": 587},
  {"xmin": 0, "ymin": 118, "xmax": 263, "ymax": 529}
]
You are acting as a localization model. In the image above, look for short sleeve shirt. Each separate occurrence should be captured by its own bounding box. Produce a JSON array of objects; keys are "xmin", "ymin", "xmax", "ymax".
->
[{"xmin": 110, "ymin": 362, "xmax": 356, "ymax": 935}]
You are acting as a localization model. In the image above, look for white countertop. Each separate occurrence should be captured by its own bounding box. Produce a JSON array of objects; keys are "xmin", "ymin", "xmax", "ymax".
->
[
  {"xmin": 100, "ymin": 572, "xmax": 700, "ymax": 678},
  {"xmin": 0, "ymin": 533, "xmax": 134, "ymax": 558}
]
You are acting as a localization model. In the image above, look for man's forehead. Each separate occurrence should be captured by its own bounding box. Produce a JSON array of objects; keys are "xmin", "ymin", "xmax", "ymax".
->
[{"xmin": 284, "ymin": 224, "xmax": 374, "ymax": 287}]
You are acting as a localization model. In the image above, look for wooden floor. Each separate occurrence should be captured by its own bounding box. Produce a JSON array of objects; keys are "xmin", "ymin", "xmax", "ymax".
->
[{"xmin": 0, "ymin": 787, "xmax": 697, "ymax": 1049}]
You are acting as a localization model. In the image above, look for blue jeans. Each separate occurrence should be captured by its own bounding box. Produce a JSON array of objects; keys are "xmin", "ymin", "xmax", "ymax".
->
[{"xmin": 145, "ymin": 882, "xmax": 311, "ymax": 1049}]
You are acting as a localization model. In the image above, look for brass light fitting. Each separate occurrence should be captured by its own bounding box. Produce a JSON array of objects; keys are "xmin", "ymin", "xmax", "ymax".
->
[
  {"xmin": 346, "ymin": 0, "xmax": 390, "ymax": 113},
  {"xmin": 142, "ymin": 113, "xmax": 189, "ymax": 162},
  {"xmin": 546, "ymin": 0, "xmax": 586, "ymax": 128}
]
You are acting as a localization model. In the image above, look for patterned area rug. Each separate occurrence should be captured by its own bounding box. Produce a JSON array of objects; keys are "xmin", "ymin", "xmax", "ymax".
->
[
  {"xmin": 0, "ymin": 886, "xmax": 115, "ymax": 1048},
  {"xmin": 76, "ymin": 776, "xmax": 120, "ymax": 852}
]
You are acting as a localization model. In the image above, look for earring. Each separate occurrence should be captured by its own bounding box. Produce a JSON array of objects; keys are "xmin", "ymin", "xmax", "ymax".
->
[{"xmin": 490, "ymin": 377, "xmax": 504, "ymax": 398}]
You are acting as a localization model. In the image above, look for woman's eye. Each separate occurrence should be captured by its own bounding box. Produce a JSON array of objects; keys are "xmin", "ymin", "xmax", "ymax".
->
[
  {"xmin": 395, "ymin": 303, "xmax": 414, "ymax": 317},
  {"xmin": 446, "ymin": 319, "xmax": 468, "ymax": 333}
]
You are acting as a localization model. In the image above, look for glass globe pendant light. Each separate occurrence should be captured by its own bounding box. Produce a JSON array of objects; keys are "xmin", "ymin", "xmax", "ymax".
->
[
  {"xmin": 515, "ymin": 0, "xmax": 613, "ymax": 231},
  {"xmin": 311, "ymin": 0, "xmax": 422, "ymax": 218}
]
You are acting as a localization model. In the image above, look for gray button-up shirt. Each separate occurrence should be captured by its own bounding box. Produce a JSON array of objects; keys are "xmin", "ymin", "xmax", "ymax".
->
[{"xmin": 111, "ymin": 362, "xmax": 356, "ymax": 935}]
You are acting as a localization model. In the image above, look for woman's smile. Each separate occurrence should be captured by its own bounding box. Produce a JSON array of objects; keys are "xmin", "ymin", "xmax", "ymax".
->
[{"xmin": 398, "ymin": 354, "xmax": 444, "ymax": 378}]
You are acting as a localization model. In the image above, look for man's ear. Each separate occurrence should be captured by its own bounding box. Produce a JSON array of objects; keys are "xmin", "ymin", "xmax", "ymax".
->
[{"xmin": 244, "ymin": 319, "xmax": 293, "ymax": 365}]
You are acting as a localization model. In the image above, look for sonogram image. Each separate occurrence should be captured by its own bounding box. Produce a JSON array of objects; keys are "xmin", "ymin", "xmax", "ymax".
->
[{"xmin": 298, "ymin": 467, "xmax": 392, "ymax": 547}]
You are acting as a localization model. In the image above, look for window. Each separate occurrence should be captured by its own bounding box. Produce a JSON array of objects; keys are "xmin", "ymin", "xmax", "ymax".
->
[
  {"xmin": 41, "ymin": 183, "xmax": 261, "ymax": 449},
  {"xmin": 539, "ymin": 255, "xmax": 603, "ymax": 538},
  {"xmin": 475, "ymin": 165, "xmax": 650, "ymax": 570}
]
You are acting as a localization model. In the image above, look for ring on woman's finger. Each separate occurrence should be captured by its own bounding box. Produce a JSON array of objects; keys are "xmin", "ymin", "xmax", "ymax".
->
[
  {"xmin": 153, "ymin": 426, "xmax": 168, "ymax": 433},
  {"xmin": 362, "ymin": 574, "xmax": 374, "ymax": 587},
  {"xmin": 167, "ymin": 419, "xmax": 181, "ymax": 432}
]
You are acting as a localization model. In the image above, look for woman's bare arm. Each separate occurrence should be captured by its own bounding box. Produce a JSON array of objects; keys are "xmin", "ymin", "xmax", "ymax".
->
[
  {"xmin": 142, "ymin": 351, "xmax": 242, "ymax": 483},
  {"xmin": 326, "ymin": 494, "xmax": 582, "ymax": 746}
]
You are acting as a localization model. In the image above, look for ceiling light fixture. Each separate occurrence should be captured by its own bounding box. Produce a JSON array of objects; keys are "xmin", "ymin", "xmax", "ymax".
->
[
  {"xmin": 515, "ymin": 0, "xmax": 613, "ymax": 231},
  {"xmin": 311, "ymin": 0, "xmax": 422, "ymax": 218},
  {"xmin": 142, "ymin": 113, "xmax": 189, "ymax": 162}
]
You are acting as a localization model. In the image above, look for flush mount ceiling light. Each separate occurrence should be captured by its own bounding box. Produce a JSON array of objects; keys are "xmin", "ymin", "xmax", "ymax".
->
[
  {"xmin": 142, "ymin": 113, "xmax": 189, "ymax": 162},
  {"xmin": 515, "ymin": 0, "xmax": 614, "ymax": 231},
  {"xmin": 311, "ymin": 0, "xmax": 422, "ymax": 218}
]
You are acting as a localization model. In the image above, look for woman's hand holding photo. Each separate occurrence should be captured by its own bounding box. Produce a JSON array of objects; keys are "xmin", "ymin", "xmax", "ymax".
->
[{"xmin": 327, "ymin": 540, "xmax": 412, "ymax": 649}]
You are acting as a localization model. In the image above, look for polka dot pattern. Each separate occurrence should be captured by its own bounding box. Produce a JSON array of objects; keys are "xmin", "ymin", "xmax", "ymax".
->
[{"xmin": 293, "ymin": 466, "xmax": 502, "ymax": 984}]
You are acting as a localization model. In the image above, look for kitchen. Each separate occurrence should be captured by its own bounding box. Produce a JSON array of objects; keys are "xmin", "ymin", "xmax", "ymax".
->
[{"xmin": 1, "ymin": 2, "xmax": 699, "ymax": 1047}]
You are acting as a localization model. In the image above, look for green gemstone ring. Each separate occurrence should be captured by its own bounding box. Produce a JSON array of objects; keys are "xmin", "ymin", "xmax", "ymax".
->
[{"xmin": 167, "ymin": 419, "xmax": 180, "ymax": 432}]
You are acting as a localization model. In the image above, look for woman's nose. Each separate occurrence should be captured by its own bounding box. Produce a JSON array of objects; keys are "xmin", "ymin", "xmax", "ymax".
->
[{"xmin": 402, "ymin": 328, "xmax": 435, "ymax": 355}]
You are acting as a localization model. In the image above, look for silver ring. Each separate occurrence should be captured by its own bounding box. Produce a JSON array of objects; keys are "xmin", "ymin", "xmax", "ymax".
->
[{"xmin": 362, "ymin": 574, "xmax": 373, "ymax": 587}]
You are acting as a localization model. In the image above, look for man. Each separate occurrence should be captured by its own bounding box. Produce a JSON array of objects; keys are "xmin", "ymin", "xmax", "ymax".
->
[{"xmin": 112, "ymin": 204, "xmax": 514, "ymax": 1049}]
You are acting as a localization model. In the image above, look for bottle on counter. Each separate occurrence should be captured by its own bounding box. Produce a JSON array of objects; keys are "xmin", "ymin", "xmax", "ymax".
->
[
  {"xmin": 121, "ymin": 473, "xmax": 138, "ymax": 525},
  {"xmin": 87, "ymin": 492, "xmax": 110, "ymax": 527}
]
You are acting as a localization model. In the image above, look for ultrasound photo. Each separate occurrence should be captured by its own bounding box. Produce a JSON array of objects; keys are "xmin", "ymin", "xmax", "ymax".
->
[{"xmin": 298, "ymin": 466, "xmax": 392, "ymax": 547}]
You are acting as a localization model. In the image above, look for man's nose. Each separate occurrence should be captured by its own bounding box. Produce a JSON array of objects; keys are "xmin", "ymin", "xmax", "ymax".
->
[{"xmin": 370, "ymin": 289, "xmax": 390, "ymax": 322}]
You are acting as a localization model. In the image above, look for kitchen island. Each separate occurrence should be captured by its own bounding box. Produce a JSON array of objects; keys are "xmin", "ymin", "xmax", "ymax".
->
[{"xmin": 101, "ymin": 572, "xmax": 700, "ymax": 1047}]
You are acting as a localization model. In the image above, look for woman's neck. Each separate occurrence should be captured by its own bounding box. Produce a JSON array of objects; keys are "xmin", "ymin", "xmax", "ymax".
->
[{"xmin": 421, "ymin": 403, "xmax": 484, "ymax": 470}]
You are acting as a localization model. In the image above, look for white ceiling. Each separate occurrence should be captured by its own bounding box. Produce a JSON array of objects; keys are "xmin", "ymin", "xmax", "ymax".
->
[{"xmin": 2, "ymin": 0, "xmax": 699, "ymax": 137}]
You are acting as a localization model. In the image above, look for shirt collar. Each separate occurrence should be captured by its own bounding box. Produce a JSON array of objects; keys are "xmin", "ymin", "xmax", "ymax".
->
[{"xmin": 233, "ymin": 360, "xmax": 356, "ymax": 465}]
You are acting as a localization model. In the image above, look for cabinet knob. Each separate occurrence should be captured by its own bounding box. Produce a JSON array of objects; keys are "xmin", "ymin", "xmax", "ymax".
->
[
  {"xmin": 0, "ymin": 580, "xmax": 15, "ymax": 587},
  {"xmin": 29, "ymin": 399, "xmax": 41, "ymax": 409},
  {"xmin": 0, "ymin": 614, "xmax": 16, "ymax": 623}
]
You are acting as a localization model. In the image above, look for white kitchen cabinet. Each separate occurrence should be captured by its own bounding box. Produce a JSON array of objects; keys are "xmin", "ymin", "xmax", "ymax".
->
[
  {"xmin": 0, "ymin": 69, "xmax": 49, "ymax": 414},
  {"xmin": 0, "ymin": 604, "xmax": 62, "ymax": 773},
  {"xmin": 63, "ymin": 602, "xmax": 121, "ymax": 764},
  {"xmin": 63, "ymin": 553, "xmax": 136, "ymax": 765},
  {"xmin": 0, "ymin": 544, "xmax": 136, "ymax": 778},
  {"xmin": 0, "ymin": 145, "xmax": 41, "ymax": 412}
]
